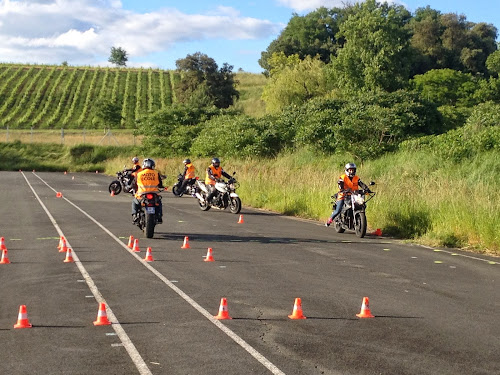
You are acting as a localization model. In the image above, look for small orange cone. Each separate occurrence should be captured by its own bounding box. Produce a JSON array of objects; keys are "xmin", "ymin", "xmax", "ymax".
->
[
  {"xmin": 238, "ymin": 215, "xmax": 244, "ymax": 224},
  {"xmin": 56, "ymin": 192, "xmax": 62, "ymax": 198},
  {"xmin": 356, "ymin": 297, "xmax": 375, "ymax": 318},
  {"xmin": 64, "ymin": 171, "xmax": 67, "ymax": 175},
  {"xmin": 288, "ymin": 298, "xmax": 307, "ymax": 319},
  {"xmin": 57, "ymin": 236, "xmax": 64, "ymax": 250},
  {"xmin": 372, "ymin": 228, "xmax": 382, "ymax": 236},
  {"xmin": 213, "ymin": 298, "xmax": 232, "ymax": 320},
  {"xmin": 93, "ymin": 303, "xmax": 112, "ymax": 326},
  {"xmin": 110, "ymin": 191, "xmax": 115, "ymax": 197},
  {"xmin": 132, "ymin": 239, "xmax": 140, "ymax": 252},
  {"xmin": 204, "ymin": 247, "xmax": 214, "ymax": 262},
  {"xmin": 127, "ymin": 235, "xmax": 134, "ymax": 249},
  {"xmin": 0, "ymin": 236, "xmax": 6, "ymax": 250},
  {"xmin": 58, "ymin": 237, "xmax": 68, "ymax": 253},
  {"xmin": 181, "ymin": 236, "xmax": 190, "ymax": 249},
  {"xmin": 63, "ymin": 248, "xmax": 74, "ymax": 263},
  {"xmin": 144, "ymin": 247, "xmax": 154, "ymax": 262},
  {"xmin": 0, "ymin": 249, "xmax": 10, "ymax": 264},
  {"xmin": 14, "ymin": 305, "xmax": 32, "ymax": 328}
]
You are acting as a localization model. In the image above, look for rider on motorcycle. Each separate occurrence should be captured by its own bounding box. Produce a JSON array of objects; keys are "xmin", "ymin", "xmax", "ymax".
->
[
  {"xmin": 132, "ymin": 158, "xmax": 164, "ymax": 224},
  {"xmin": 205, "ymin": 157, "xmax": 231, "ymax": 204},
  {"xmin": 178, "ymin": 158, "xmax": 196, "ymax": 197},
  {"xmin": 125, "ymin": 157, "xmax": 142, "ymax": 193},
  {"xmin": 325, "ymin": 163, "xmax": 372, "ymax": 227}
]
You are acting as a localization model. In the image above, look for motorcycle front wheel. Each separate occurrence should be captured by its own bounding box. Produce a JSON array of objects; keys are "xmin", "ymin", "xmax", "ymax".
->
[
  {"xmin": 144, "ymin": 213, "xmax": 155, "ymax": 238},
  {"xmin": 172, "ymin": 183, "xmax": 182, "ymax": 196},
  {"xmin": 108, "ymin": 180, "xmax": 122, "ymax": 195},
  {"xmin": 229, "ymin": 197, "xmax": 241, "ymax": 214},
  {"xmin": 354, "ymin": 212, "xmax": 367, "ymax": 238}
]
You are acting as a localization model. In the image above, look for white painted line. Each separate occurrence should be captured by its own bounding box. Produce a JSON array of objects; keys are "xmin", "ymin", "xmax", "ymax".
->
[
  {"xmin": 24, "ymin": 172, "xmax": 152, "ymax": 375},
  {"xmin": 33, "ymin": 172, "xmax": 286, "ymax": 375}
]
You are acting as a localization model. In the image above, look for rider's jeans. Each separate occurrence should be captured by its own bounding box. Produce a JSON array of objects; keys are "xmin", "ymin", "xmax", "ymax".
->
[{"xmin": 329, "ymin": 200, "xmax": 344, "ymax": 221}]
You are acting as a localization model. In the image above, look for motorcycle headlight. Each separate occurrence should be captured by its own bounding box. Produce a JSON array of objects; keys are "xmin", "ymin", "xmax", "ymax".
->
[{"xmin": 354, "ymin": 195, "xmax": 365, "ymax": 205}]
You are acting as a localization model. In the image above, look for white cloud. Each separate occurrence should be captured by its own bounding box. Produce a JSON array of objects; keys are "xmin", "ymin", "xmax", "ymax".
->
[
  {"xmin": 275, "ymin": 0, "xmax": 348, "ymax": 12},
  {"xmin": 0, "ymin": 0, "xmax": 281, "ymax": 66}
]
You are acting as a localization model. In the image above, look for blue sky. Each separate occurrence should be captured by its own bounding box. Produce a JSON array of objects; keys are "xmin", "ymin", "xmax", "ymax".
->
[{"xmin": 0, "ymin": 0, "xmax": 498, "ymax": 73}]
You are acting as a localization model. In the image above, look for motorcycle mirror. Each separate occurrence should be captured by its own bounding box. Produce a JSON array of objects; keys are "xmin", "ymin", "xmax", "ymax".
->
[
  {"xmin": 369, "ymin": 181, "xmax": 375, "ymax": 186},
  {"xmin": 232, "ymin": 171, "xmax": 236, "ymax": 175}
]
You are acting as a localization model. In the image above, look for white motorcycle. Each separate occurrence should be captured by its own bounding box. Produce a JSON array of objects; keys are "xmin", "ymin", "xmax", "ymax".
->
[{"xmin": 195, "ymin": 173, "xmax": 241, "ymax": 214}]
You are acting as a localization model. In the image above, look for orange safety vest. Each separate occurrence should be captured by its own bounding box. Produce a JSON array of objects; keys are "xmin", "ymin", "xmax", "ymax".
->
[
  {"xmin": 184, "ymin": 163, "xmax": 195, "ymax": 179},
  {"xmin": 337, "ymin": 174, "xmax": 359, "ymax": 200},
  {"xmin": 205, "ymin": 164, "xmax": 222, "ymax": 185},
  {"xmin": 135, "ymin": 169, "xmax": 161, "ymax": 198}
]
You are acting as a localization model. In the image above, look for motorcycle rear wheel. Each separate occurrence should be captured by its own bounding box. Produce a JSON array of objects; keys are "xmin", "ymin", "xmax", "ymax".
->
[
  {"xmin": 109, "ymin": 180, "xmax": 122, "ymax": 195},
  {"xmin": 144, "ymin": 213, "xmax": 155, "ymax": 238},
  {"xmin": 172, "ymin": 183, "xmax": 182, "ymax": 196},
  {"xmin": 334, "ymin": 220, "xmax": 345, "ymax": 233},
  {"xmin": 229, "ymin": 197, "xmax": 241, "ymax": 214},
  {"xmin": 355, "ymin": 212, "xmax": 367, "ymax": 238},
  {"xmin": 198, "ymin": 191, "xmax": 211, "ymax": 211}
]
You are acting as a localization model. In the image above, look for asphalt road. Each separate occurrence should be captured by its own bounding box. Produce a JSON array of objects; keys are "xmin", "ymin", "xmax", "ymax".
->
[{"xmin": 0, "ymin": 171, "xmax": 498, "ymax": 375}]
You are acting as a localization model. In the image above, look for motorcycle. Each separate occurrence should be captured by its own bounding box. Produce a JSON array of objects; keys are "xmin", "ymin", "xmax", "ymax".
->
[
  {"xmin": 172, "ymin": 174, "xmax": 198, "ymax": 197},
  {"xmin": 195, "ymin": 172, "xmax": 241, "ymax": 214},
  {"xmin": 108, "ymin": 168, "xmax": 134, "ymax": 195},
  {"xmin": 330, "ymin": 182, "xmax": 376, "ymax": 238},
  {"xmin": 135, "ymin": 190, "xmax": 163, "ymax": 238}
]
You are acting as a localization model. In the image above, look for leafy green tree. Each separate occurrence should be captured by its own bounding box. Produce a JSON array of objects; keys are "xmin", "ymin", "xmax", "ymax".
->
[
  {"xmin": 411, "ymin": 68, "xmax": 477, "ymax": 106},
  {"xmin": 262, "ymin": 54, "xmax": 328, "ymax": 114},
  {"xmin": 259, "ymin": 7, "xmax": 350, "ymax": 75},
  {"xmin": 108, "ymin": 47, "xmax": 128, "ymax": 67},
  {"xmin": 486, "ymin": 50, "xmax": 500, "ymax": 74},
  {"xmin": 330, "ymin": 0, "xmax": 412, "ymax": 92},
  {"xmin": 94, "ymin": 100, "xmax": 122, "ymax": 128},
  {"xmin": 175, "ymin": 52, "xmax": 239, "ymax": 108}
]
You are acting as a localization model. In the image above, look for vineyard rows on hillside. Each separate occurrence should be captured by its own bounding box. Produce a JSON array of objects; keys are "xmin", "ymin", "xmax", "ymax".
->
[{"xmin": 0, "ymin": 64, "xmax": 180, "ymax": 129}]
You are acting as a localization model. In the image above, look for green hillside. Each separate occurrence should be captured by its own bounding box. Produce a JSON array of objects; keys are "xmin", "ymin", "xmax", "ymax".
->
[{"xmin": 0, "ymin": 64, "xmax": 181, "ymax": 129}]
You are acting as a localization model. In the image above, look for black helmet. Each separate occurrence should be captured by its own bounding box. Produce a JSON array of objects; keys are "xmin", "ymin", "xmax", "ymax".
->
[
  {"xmin": 183, "ymin": 158, "xmax": 191, "ymax": 164},
  {"xmin": 143, "ymin": 158, "xmax": 155, "ymax": 169},
  {"xmin": 211, "ymin": 157, "xmax": 220, "ymax": 168},
  {"xmin": 345, "ymin": 163, "xmax": 356, "ymax": 177}
]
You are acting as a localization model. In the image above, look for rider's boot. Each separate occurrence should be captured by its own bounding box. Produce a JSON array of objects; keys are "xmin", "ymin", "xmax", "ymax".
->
[
  {"xmin": 132, "ymin": 213, "xmax": 139, "ymax": 224},
  {"xmin": 325, "ymin": 217, "xmax": 333, "ymax": 227}
]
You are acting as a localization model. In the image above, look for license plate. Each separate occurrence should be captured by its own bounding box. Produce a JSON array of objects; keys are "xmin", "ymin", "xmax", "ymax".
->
[{"xmin": 146, "ymin": 207, "xmax": 155, "ymax": 214}]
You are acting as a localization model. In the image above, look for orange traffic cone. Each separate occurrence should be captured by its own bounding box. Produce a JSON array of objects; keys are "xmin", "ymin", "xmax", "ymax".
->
[
  {"xmin": 144, "ymin": 247, "xmax": 154, "ymax": 262},
  {"xmin": 372, "ymin": 228, "xmax": 382, "ymax": 236},
  {"xmin": 0, "ymin": 249, "xmax": 10, "ymax": 264},
  {"xmin": 56, "ymin": 192, "xmax": 62, "ymax": 198},
  {"xmin": 14, "ymin": 305, "xmax": 32, "ymax": 329},
  {"xmin": 57, "ymin": 235, "xmax": 64, "ymax": 250},
  {"xmin": 238, "ymin": 215, "xmax": 244, "ymax": 224},
  {"xmin": 63, "ymin": 248, "xmax": 74, "ymax": 263},
  {"xmin": 132, "ymin": 239, "xmax": 140, "ymax": 252},
  {"xmin": 204, "ymin": 247, "xmax": 214, "ymax": 262},
  {"xmin": 58, "ymin": 237, "xmax": 68, "ymax": 253},
  {"xmin": 110, "ymin": 190, "xmax": 115, "ymax": 197},
  {"xmin": 64, "ymin": 171, "xmax": 67, "ymax": 175},
  {"xmin": 181, "ymin": 236, "xmax": 190, "ymax": 249},
  {"xmin": 127, "ymin": 235, "xmax": 134, "ymax": 249},
  {"xmin": 288, "ymin": 298, "xmax": 307, "ymax": 319},
  {"xmin": 213, "ymin": 298, "xmax": 232, "ymax": 320},
  {"xmin": 356, "ymin": 297, "xmax": 375, "ymax": 318},
  {"xmin": 0, "ymin": 236, "xmax": 6, "ymax": 250},
  {"xmin": 93, "ymin": 303, "xmax": 112, "ymax": 326}
]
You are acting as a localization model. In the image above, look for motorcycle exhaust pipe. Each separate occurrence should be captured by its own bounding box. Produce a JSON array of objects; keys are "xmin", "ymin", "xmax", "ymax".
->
[{"xmin": 195, "ymin": 192, "xmax": 204, "ymax": 201}]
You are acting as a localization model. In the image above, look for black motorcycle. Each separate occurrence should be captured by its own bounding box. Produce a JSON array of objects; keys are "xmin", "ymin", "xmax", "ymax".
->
[
  {"xmin": 108, "ymin": 168, "xmax": 134, "ymax": 195},
  {"xmin": 331, "ymin": 182, "xmax": 376, "ymax": 238},
  {"xmin": 172, "ymin": 174, "xmax": 198, "ymax": 197},
  {"xmin": 135, "ymin": 191, "xmax": 163, "ymax": 238},
  {"xmin": 195, "ymin": 173, "xmax": 241, "ymax": 214}
]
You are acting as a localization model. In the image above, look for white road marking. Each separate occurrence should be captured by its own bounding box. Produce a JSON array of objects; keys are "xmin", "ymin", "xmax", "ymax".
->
[
  {"xmin": 23, "ymin": 172, "xmax": 152, "ymax": 375},
  {"xmin": 32, "ymin": 172, "xmax": 286, "ymax": 375}
]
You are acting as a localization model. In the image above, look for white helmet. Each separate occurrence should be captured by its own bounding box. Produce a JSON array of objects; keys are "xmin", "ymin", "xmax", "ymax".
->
[
  {"xmin": 132, "ymin": 157, "xmax": 139, "ymax": 164},
  {"xmin": 345, "ymin": 163, "xmax": 357, "ymax": 177}
]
